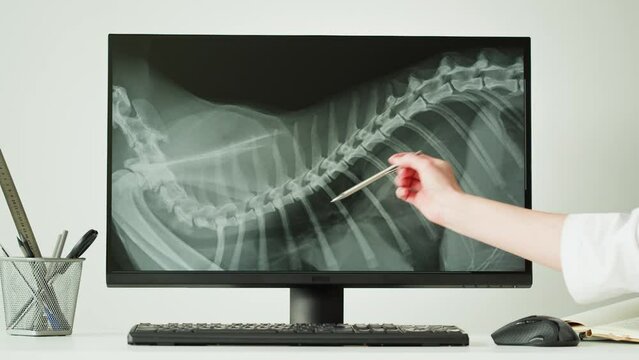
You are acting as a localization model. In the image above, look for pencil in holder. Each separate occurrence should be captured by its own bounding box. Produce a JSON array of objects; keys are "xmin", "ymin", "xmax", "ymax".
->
[{"xmin": 0, "ymin": 257, "xmax": 84, "ymax": 336}]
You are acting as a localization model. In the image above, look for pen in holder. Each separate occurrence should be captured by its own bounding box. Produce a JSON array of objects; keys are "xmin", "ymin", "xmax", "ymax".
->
[{"xmin": 0, "ymin": 257, "xmax": 83, "ymax": 336}]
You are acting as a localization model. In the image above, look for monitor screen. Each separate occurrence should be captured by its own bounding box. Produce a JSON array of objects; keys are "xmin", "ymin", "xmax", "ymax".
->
[{"xmin": 108, "ymin": 35, "xmax": 530, "ymax": 284}]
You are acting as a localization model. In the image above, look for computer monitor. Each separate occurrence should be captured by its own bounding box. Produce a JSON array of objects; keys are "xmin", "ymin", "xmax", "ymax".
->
[{"xmin": 107, "ymin": 34, "xmax": 531, "ymax": 323}]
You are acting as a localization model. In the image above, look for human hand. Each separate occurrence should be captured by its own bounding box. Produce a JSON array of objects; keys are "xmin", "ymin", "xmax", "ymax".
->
[{"xmin": 388, "ymin": 152, "xmax": 464, "ymax": 226}]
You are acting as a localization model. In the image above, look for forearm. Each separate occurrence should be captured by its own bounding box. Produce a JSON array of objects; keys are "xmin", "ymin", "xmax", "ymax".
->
[{"xmin": 438, "ymin": 192, "xmax": 566, "ymax": 270}]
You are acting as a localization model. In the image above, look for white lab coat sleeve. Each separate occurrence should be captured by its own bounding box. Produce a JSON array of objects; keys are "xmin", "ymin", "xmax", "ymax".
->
[{"xmin": 560, "ymin": 208, "xmax": 639, "ymax": 304}]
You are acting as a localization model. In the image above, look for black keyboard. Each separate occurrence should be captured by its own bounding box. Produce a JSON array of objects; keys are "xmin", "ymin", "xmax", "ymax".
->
[{"xmin": 128, "ymin": 323, "xmax": 469, "ymax": 346}]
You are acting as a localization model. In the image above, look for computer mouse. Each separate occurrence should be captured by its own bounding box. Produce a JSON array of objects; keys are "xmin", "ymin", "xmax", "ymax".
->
[{"xmin": 491, "ymin": 315, "xmax": 580, "ymax": 346}]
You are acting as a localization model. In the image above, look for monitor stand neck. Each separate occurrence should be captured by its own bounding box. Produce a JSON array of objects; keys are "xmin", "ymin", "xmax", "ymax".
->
[{"xmin": 289, "ymin": 286, "xmax": 344, "ymax": 324}]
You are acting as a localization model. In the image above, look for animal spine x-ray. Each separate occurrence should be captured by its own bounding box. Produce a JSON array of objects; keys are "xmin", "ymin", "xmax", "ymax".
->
[{"xmin": 109, "ymin": 36, "xmax": 527, "ymax": 272}]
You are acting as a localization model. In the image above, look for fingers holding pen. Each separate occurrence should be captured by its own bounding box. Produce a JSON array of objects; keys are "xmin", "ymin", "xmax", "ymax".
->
[
  {"xmin": 394, "ymin": 168, "xmax": 421, "ymax": 204},
  {"xmin": 394, "ymin": 172, "xmax": 420, "ymax": 188},
  {"xmin": 390, "ymin": 154, "xmax": 423, "ymax": 203},
  {"xmin": 395, "ymin": 186, "xmax": 418, "ymax": 203},
  {"xmin": 395, "ymin": 165, "xmax": 420, "ymax": 185},
  {"xmin": 397, "ymin": 167, "xmax": 416, "ymax": 179},
  {"xmin": 394, "ymin": 174, "xmax": 411, "ymax": 187}
]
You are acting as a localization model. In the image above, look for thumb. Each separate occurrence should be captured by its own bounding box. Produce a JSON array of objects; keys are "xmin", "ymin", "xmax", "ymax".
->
[{"xmin": 388, "ymin": 152, "xmax": 434, "ymax": 173}]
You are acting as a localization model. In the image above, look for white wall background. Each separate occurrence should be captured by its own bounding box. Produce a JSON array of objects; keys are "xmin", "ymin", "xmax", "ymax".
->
[{"xmin": 0, "ymin": 0, "xmax": 637, "ymax": 335}]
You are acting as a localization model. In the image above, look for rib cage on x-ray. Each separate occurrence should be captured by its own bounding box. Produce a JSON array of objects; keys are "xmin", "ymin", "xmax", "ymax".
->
[{"xmin": 110, "ymin": 48, "xmax": 526, "ymax": 272}]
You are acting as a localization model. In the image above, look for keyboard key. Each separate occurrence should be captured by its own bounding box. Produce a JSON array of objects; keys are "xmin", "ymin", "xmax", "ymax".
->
[
  {"xmin": 354, "ymin": 328, "xmax": 372, "ymax": 333},
  {"xmin": 135, "ymin": 325, "xmax": 157, "ymax": 332},
  {"xmin": 332, "ymin": 327, "xmax": 354, "ymax": 333},
  {"xmin": 315, "ymin": 328, "xmax": 332, "ymax": 333}
]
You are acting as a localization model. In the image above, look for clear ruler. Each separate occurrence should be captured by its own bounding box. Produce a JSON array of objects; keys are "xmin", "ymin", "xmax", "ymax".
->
[{"xmin": 0, "ymin": 149, "xmax": 41, "ymax": 257}]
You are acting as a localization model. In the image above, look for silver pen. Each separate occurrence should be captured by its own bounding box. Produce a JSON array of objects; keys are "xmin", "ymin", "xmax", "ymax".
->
[
  {"xmin": 331, "ymin": 151, "xmax": 422, "ymax": 203},
  {"xmin": 53, "ymin": 230, "xmax": 68, "ymax": 258}
]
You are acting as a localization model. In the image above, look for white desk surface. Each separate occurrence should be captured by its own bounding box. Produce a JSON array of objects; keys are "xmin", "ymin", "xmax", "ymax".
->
[{"xmin": 0, "ymin": 332, "xmax": 636, "ymax": 359}]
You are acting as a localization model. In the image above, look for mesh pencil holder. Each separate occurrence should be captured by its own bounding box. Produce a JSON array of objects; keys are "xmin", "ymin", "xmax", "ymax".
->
[{"xmin": 0, "ymin": 257, "xmax": 84, "ymax": 336}]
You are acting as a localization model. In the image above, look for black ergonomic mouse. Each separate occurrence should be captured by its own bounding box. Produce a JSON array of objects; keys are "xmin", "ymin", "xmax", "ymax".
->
[{"xmin": 491, "ymin": 315, "xmax": 580, "ymax": 347}]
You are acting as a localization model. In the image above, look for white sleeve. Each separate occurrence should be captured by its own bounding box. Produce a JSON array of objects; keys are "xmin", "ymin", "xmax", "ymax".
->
[{"xmin": 560, "ymin": 208, "xmax": 639, "ymax": 304}]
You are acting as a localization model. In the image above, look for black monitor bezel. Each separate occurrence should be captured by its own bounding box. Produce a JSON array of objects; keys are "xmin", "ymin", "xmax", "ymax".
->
[{"xmin": 106, "ymin": 34, "xmax": 532, "ymax": 288}]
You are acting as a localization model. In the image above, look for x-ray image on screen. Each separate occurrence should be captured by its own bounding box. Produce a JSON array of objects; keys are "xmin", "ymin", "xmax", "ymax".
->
[{"xmin": 109, "ymin": 36, "xmax": 526, "ymax": 272}]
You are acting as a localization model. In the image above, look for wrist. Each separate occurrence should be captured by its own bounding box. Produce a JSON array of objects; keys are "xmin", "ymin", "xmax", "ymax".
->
[{"xmin": 433, "ymin": 189, "xmax": 467, "ymax": 228}]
